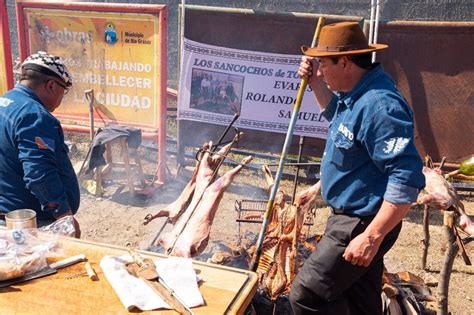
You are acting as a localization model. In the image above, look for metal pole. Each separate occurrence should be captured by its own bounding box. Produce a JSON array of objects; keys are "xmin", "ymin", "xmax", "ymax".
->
[
  {"xmin": 372, "ymin": 0, "xmax": 380, "ymax": 62},
  {"xmin": 176, "ymin": 0, "xmax": 186, "ymax": 166},
  {"xmin": 212, "ymin": 113, "xmax": 239, "ymax": 151},
  {"xmin": 368, "ymin": 0, "xmax": 375, "ymax": 44},
  {"xmin": 84, "ymin": 89, "xmax": 95, "ymax": 141},
  {"xmin": 291, "ymin": 136, "xmax": 305, "ymax": 203},
  {"xmin": 249, "ymin": 17, "xmax": 325, "ymax": 272},
  {"xmin": 266, "ymin": 162, "xmax": 320, "ymax": 167},
  {"xmin": 180, "ymin": 0, "xmax": 186, "ymax": 73}
]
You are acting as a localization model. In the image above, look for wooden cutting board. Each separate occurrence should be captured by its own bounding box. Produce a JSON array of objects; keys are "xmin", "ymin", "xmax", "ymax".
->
[{"xmin": 0, "ymin": 236, "xmax": 257, "ymax": 314}]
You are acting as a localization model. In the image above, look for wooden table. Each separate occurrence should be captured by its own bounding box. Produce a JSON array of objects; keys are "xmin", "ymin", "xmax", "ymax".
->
[{"xmin": 0, "ymin": 237, "xmax": 257, "ymax": 314}]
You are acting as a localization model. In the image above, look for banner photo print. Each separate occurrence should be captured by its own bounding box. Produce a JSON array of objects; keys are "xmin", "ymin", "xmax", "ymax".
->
[{"xmin": 178, "ymin": 39, "xmax": 329, "ymax": 139}]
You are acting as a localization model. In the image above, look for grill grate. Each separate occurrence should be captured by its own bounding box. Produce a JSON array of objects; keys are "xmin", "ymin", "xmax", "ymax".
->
[{"xmin": 235, "ymin": 199, "xmax": 315, "ymax": 226}]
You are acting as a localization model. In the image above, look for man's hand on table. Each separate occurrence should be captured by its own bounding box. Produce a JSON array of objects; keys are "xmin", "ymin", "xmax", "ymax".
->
[
  {"xmin": 46, "ymin": 202, "xmax": 81, "ymax": 238},
  {"xmin": 55, "ymin": 211, "xmax": 81, "ymax": 239}
]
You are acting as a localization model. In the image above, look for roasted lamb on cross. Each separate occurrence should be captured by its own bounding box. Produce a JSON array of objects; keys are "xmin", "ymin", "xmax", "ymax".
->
[{"xmin": 251, "ymin": 165, "xmax": 322, "ymax": 300}]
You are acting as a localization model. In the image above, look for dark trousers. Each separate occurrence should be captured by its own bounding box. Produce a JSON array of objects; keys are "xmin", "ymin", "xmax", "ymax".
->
[{"xmin": 289, "ymin": 214, "xmax": 402, "ymax": 315}]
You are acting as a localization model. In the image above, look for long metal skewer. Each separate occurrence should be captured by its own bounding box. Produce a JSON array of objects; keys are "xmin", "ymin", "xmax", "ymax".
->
[
  {"xmin": 291, "ymin": 136, "xmax": 305, "ymax": 203},
  {"xmin": 213, "ymin": 113, "xmax": 240, "ymax": 151},
  {"xmin": 249, "ymin": 17, "xmax": 325, "ymax": 271}
]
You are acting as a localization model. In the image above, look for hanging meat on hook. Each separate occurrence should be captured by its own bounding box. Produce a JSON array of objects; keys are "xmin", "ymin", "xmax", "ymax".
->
[
  {"xmin": 418, "ymin": 166, "xmax": 474, "ymax": 235},
  {"xmin": 158, "ymin": 142, "xmax": 218, "ymax": 250},
  {"xmin": 166, "ymin": 155, "xmax": 253, "ymax": 257},
  {"xmin": 143, "ymin": 141, "xmax": 233, "ymax": 225},
  {"xmin": 145, "ymin": 132, "xmax": 243, "ymax": 256}
]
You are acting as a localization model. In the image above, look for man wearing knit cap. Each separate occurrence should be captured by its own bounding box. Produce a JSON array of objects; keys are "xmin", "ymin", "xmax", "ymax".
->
[
  {"xmin": 0, "ymin": 51, "xmax": 80, "ymax": 237},
  {"xmin": 289, "ymin": 22, "xmax": 425, "ymax": 314}
]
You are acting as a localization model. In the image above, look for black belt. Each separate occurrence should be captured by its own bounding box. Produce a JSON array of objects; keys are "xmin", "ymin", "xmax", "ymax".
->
[{"xmin": 330, "ymin": 206, "xmax": 344, "ymax": 214}]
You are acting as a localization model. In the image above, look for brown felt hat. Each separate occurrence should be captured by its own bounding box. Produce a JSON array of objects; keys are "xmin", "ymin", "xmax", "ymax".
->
[{"xmin": 301, "ymin": 22, "xmax": 388, "ymax": 57}]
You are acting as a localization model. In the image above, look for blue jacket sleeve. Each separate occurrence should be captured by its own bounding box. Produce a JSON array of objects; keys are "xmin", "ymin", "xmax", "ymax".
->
[
  {"xmin": 360, "ymin": 92, "xmax": 425, "ymax": 204},
  {"xmin": 15, "ymin": 110, "xmax": 75, "ymax": 217}
]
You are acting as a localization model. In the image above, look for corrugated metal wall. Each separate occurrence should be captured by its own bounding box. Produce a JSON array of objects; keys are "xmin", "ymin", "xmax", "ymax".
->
[
  {"xmin": 379, "ymin": 22, "xmax": 474, "ymax": 161},
  {"xmin": 6, "ymin": 0, "xmax": 474, "ymax": 86},
  {"xmin": 5, "ymin": 0, "xmax": 474, "ymax": 161}
]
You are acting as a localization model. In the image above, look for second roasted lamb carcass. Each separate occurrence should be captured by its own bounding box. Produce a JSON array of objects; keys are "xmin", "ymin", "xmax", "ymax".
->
[
  {"xmin": 145, "ymin": 142, "xmax": 232, "ymax": 224},
  {"xmin": 159, "ymin": 153, "xmax": 253, "ymax": 258},
  {"xmin": 418, "ymin": 166, "xmax": 474, "ymax": 235}
]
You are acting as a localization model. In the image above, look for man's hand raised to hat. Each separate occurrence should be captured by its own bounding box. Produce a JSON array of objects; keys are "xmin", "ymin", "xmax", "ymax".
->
[
  {"xmin": 298, "ymin": 56, "xmax": 333, "ymax": 110},
  {"xmin": 298, "ymin": 56, "xmax": 318, "ymax": 82}
]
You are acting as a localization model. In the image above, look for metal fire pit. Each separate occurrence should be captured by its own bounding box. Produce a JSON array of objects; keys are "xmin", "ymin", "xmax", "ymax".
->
[{"xmin": 251, "ymin": 290, "xmax": 292, "ymax": 315}]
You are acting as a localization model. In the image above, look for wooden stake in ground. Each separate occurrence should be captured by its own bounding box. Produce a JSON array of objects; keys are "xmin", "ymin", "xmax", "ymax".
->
[
  {"xmin": 437, "ymin": 210, "xmax": 457, "ymax": 315},
  {"xmin": 421, "ymin": 204, "xmax": 430, "ymax": 270}
]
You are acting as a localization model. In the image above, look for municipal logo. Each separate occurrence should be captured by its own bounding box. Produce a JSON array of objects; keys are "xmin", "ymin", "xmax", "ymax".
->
[{"xmin": 104, "ymin": 22, "xmax": 117, "ymax": 45}]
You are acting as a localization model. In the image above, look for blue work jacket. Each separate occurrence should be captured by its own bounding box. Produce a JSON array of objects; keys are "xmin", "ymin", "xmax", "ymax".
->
[
  {"xmin": 0, "ymin": 84, "xmax": 80, "ymax": 220},
  {"xmin": 320, "ymin": 63, "xmax": 425, "ymax": 216}
]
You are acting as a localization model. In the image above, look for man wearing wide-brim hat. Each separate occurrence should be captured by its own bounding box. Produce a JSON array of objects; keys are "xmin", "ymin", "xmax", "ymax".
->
[{"xmin": 289, "ymin": 22, "xmax": 425, "ymax": 314}]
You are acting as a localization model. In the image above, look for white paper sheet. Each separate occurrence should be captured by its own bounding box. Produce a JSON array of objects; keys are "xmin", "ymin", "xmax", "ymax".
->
[{"xmin": 100, "ymin": 255, "xmax": 204, "ymax": 311}]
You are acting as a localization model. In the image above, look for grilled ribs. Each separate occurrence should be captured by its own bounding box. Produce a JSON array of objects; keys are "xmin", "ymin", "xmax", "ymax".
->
[{"xmin": 254, "ymin": 165, "xmax": 322, "ymax": 300}]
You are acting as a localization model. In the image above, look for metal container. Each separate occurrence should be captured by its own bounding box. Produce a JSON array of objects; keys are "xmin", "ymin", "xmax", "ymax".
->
[{"xmin": 5, "ymin": 209, "xmax": 37, "ymax": 229}]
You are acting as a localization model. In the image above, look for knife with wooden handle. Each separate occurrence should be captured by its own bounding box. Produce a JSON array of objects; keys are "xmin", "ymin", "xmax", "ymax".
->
[{"xmin": 49, "ymin": 254, "xmax": 87, "ymax": 269}]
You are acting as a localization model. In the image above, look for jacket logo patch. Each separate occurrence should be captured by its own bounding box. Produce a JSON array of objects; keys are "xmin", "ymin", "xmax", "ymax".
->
[
  {"xmin": 337, "ymin": 123, "xmax": 354, "ymax": 140},
  {"xmin": 35, "ymin": 137, "xmax": 55, "ymax": 152},
  {"xmin": 383, "ymin": 137, "xmax": 409, "ymax": 154},
  {"xmin": 0, "ymin": 97, "xmax": 13, "ymax": 107}
]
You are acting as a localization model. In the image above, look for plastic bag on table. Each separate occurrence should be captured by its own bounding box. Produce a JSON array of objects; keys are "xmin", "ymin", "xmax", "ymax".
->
[
  {"xmin": 39, "ymin": 215, "xmax": 77, "ymax": 237},
  {"xmin": 0, "ymin": 229, "xmax": 61, "ymax": 281}
]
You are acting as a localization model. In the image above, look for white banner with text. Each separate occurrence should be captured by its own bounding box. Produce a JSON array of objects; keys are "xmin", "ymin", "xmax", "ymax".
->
[{"xmin": 178, "ymin": 39, "xmax": 329, "ymax": 139}]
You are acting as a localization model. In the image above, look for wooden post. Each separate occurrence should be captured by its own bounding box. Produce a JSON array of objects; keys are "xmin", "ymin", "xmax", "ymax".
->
[
  {"xmin": 119, "ymin": 137, "xmax": 135, "ymax": 197},
  {"xmin": 95, "ymin": 166, "xmax": 103, "ymax": 197},
  {"xmin": 421, "ymin": 204, "xmax": 430, "ymax": 270},
  {"xmin": 437, "ymin": 210, "xmax": 457, "ymax": 315}
]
